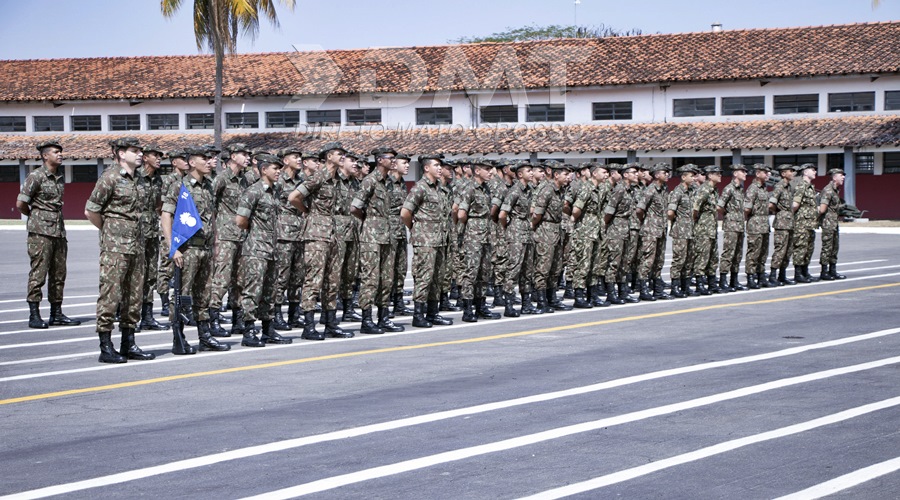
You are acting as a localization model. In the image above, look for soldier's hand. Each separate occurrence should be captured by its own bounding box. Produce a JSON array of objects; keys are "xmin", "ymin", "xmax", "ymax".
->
[{"xmin": 173, "ymin": 250, "xmax": 185, "ymax": 268}]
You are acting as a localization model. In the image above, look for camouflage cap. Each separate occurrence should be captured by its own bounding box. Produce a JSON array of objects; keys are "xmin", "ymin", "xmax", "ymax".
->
[
  {"xmin": 108, "ymin": 137, "xmax": 142, "ymax": 150},
  {"xmin": 278, "ymin": 146, "xmax": 304, "ymax": 158},
  {"xmin": 418, "ymin": 153, "xmax": 445, "ymax": 164},
  {"xmin": 371, "ymin": 146, "xmax": 398, "ymax": 157},
  {"xmin": 704, "ymin": 165, "xmax": 723, "ymax": 174},
  {"xmin": 35, "ymin": 140, "xmax": 63, "ymax": 152},
  {"xmin": 543, "ymin": 160, "xmax": 567, "ymax": 171},
  {"xmin": 202, "ymin": 144, "xmax": 221, "ymax": 156},
  {"xmin": 508, "ymin": 161, "xmax": 528, "ymax": 172},
  {"xmin": 775, "ymin": 163, "xmax": 795, "ymax": 171},
  {"xmin": 142, "ymin": 144, "xmax": 164, "ymax": 155},
  {"xmin": 648, "ymin": 162, "xmax": 671, "ymax": 173},
  {"xmin": 752, "ymin": 163, "xmax": 772, "ymax": 173},
  {"xmin": 342, "ymin": 151, "xmax": 362, "ymax": 161},
  {"xmin": 729, "ymin": 163, "xmax": 747, "ymax": 171},
  {"xmin": 677, "ymin": 164, "xmax": 699, "ymax": 175},
  {"xmin": 394, "ymin": 153, "xmax": 411, "ymax": 161},
  {"xmin": 224, "ymin": 142, "xmax": 252, "ymax": 154},
  {"xmin": 625, "ymin": 162, "xmax": 645, "ymax": 171},
  {"xmin": 318, "ymin": 141, "xmax": 347, "ymax": 159},
  {"xmin": 251, "ymin": 147, "xmax": 272, "ymax": 157},
  {"xmin": 301, "ymin": 151, "xmax": 319, "ymax": 160},
  {"xmin": 184, "ymin": 146, "xmax": 209, "ymax": 157},
  {"xmin": 827, "ymin": 168, "xmax": 845, "ymax": 176},
  {"xmin": 167, "ymin": 149, "xmax": 187, "ymax": 160},
  {"xmin": 255, "ymin": 153, "xmax": 284, "ymax": 167},
  {"xmin": 799, "ymin": 163, "xmax": 817, "ymax": 172},
  {"xmin": 604, "ymin": 163, "xmax": 622, "ymax": 172}
]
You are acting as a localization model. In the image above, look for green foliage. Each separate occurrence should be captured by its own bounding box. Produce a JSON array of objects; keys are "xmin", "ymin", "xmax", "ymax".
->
[{"xmin": 450, "ymin": 23, "xmax": 644, "ymax": 44}]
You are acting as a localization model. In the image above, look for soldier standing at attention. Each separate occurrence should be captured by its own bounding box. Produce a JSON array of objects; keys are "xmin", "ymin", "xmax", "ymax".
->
[
  {"xmin": 636, "ymin": 163, "xmax": 671, "ymax": 301},
  {"xmin": 623, "ymin": 163, "xmax": 648, "ymax": 296},
  {"xmin": 768, "ymin": 164, "xmax": 797, "ymax": 287},
  {"xmin": 531, "ymin": 162, "xmax": 571, "ymax": 313},
  {"xmin": 334, "ymin": 151, "xmax": 363, "ymax": 324},
  {"xmin": 489, "ymin": 160, "xmax": 515, "ymax": 308},
  {"xmin": 209, "ymin": 144, "xmax": 250, "ymax": 336},
  {"xmin": 818, "ymin": 168, "xmax": 846, "ymax": 281},
  {"xmin": 388, "ymin": 153, "xmax": 414, "ymax": 317},
  {"xmin": 84, "ymin": 138, "xmax": 152, "ymax": 363},
  {"xmin": 437, "ymin": 160, "xmax": 460, "ymax": 313},
  {"xmin": 604, "ymin": 164, "xmax": 640, "ymax": 304},
  {"xmin": 498, "ymin": 162, "xmax": 537, "ymax": 316},
  {"xmin": 270, "ymin": 146, "xmax": 305, "ymax": 331},
  {"xmin": 717, "ymin": 164, "xmax": 748, "ymax": 292},
  {"xmin": 135, "ymin": 145, "xmax": 168, "ymax": 332},
  {"xmin": 351, "ymin": 147, "xmax": 404, "ymax": 334},
  {"xmin": 691, "ymin": 165, "xmax": 722, "ymax": 295},
  {"xmin": 791, "ymin": 164, "xmax": 820, "ymax": 283},
  {"xmin": 457, "ymin": 159, "xmax": 502, "ymax": 322},
  {"xmin": 17, "ymin": 140, "xmax": 80, "ymax": 329},
  {"xmin": 666, "ymin": 165, "xmax": 696, "ymax": 298},
  {"xmin": 569, "ymin": 163, "xmax": 608, "ymax": 308},
  {"xmin": 743, "ymin": 164, "xmax": 772, "ymax": 289},
  {"xmin": 161, "ymin": 147, "xmax": 230, "ymax": 352},
  {"xmin": 158, "ymin": 149, "xmax": 190, "ymax": 318},
  {"xmin": 401, "ymin": 155, "xmax": 454, "ymax": 328}
]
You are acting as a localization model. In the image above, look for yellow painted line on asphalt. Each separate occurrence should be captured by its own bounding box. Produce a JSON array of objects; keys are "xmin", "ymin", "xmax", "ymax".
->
[{"xmin": 2, "ymin": 282, "xmax": 898, "ymax": 406}]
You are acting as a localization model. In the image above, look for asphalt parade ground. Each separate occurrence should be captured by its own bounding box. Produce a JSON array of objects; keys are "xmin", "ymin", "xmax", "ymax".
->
[{"xmin": 1, "ymin": 228, "xmax": 899, "ymax": 499}]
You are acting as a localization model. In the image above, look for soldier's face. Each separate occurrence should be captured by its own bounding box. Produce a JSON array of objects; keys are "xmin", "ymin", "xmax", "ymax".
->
[
  {"xmin": 261, "ymin": 162, "xmax": 282, "ymax": 183},
  {"xmin": 804, "ymin": 168, "xmax": 817, "ymax": 181},
  {"xmin": 733, "ymin": 170, "xmax": 747, "ymax": 182},
  {"xmin": 709, "ymin": 172, "xmax": 722, "ymax": 184},
  {"xmin": 120, "ymin": 147, "xmax": 143, "ymax": 168},
  {"xmin": 475, "ymin": 166, "xmax": 491, "ymax": 181},
  {"xmin": 654, "ymin": 170, "xmax": 668, "ymax": 183},
  {"xmin": 190, "ymin": 155, "xmax": 211, "ymax": 175},
  {"xmin": 172, "ymin": 157, "xmax": 189, "ymax": 172},
  {"xmin": 781, "ymin": 169, "xmax": 794, "ymax": 181},
  {"xmin": 833, "ymin": 173, "xmax": 845, "ymax": 186},
  {"xmin": 757, "ymin": 171, "xmax": 769, "ymax": 182},
  {"xmin": 423, "ymin": 160, "xmax": 441, "ymax": 181},
  {"xmin": 682, "ymin": 172, "xmax": 694, "ymax": 184},
  {"xmin": 42, "ymin": 147, "xmax": 63, "ymax": 167},
  {"xmin": 611, "ymin": 170, "xmax": 621, "ymax": 182},
  {"xmin": 144, "ymin": 152, "xmax": 160, "ymax": 169},
  {"xmin": 394, "ymin": 159, "xmax": 410, "ymax": 176},
  {"xmin": 232, "ymin": 152, "xmax": 250, "ymax": 168},
  {"xmin": 302, "ymin": 158, "xmax": 320, "ymax": 172}
]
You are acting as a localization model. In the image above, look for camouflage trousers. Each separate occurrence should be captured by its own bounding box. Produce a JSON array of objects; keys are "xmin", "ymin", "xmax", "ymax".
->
[
  {"xmin": 97, "ymin": 250, "xmax": 144, "ymax": 332},
  {"xmin": 592, "ymin": 234, "xmax": 609, "ymax": 283},
  {"xmin": 504, "ymin": 223, "xmax": 534, "ymax": 295},
  {"xmin": 210, "ymin": 239, "xmax": 242, "ymax": 310},
  {"xmin": 745, "ymin": 232, "xmax": 770, "ymax": 274},
  {"xmin": 274, "ymin": 240, "xmax": 304, "ymax": 305},
  {"xmin": 338, "ymin": 239, "xmax": 357, "ymax": 301},
  {"xmin": 358, "ymin": 242, "xmax": 394, "ymax": 309},
  {"xmin": 158, "ymin": 234, "xmax": 174, "ymax": 298},
  {"xmin": 771, "ymin": 229, "xmax": 794, "ymax": 270},
  {"xmin": 719, "ymin": 231, "xmax": 745, "ymax": 274},
  {"xmin": 238, "ymin": 255, "xmax": 277, "ymax": 323},
  {"xmin": 411, "ymin": 245, "xmax": 445, "ymax": 303},
  {"xmin": 792, "ymin": 228, "xmax": 816, "ymax": 266},
  {"xmin": 533, "ymin": 222, "xmax": 562, "ymax": 291},
  {"xmin": 692, "ymin": 235, "xmax": 719, "ymax": 277},
  {"xmin": 26, "ymin": 233, "xmax": 67, "ymax": 303},
  {"xmin": 141, "ymin": 235, "xmax": 160, "ymax": 303},
  {"xmin": 605, "ymin": 229, "xmax": 630, "ymax": 283},
  {"xmin": 820, "ymin": 229, "xmax": 840, "ymax": 266},
  {"xmin": 180, "ymin": 246, "xmax": 212, "ymax": 322},
  {"xmin": 442, "ymin": 232, "xmax": 457, "ymax": 292},
  {"xmin": 624, "ymin": 229, "xmax": 641, "ymax": 277},
  {"xmin": 459, "ymin": 238, "xmax": 492, "ymax": 299},
  {"xmin": 638, "ymin": 235, "xmax": 667, "ymax": 281},
  {"xmin": 302, "ymin": 239, "xmax": 341, "ymax": 311},
  {"xmin": 569, "ymin": 231, "xmax": 599, "ymax": 289},
  {"xmin": 670, "ymin": 238, "xmax": 693, "ymax": 280},
  {"xmin": 491, "ymin": 224, "xmax": 509, "ymax": 291},
  {"xmin": 392, "ymin": 238, "xmax": 408, "ymax": 297}
]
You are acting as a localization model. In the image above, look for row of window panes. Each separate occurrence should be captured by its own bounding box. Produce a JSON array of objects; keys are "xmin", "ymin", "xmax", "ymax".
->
[{"xmin": 672, "ymin": 91, "xmax": 899, "ymax": 118}]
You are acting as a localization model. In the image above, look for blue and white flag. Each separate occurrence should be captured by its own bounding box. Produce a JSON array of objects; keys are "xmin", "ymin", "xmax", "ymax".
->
[{"xmin": 169, "ymin": 184, "xmax": 203, "ymax": 258}]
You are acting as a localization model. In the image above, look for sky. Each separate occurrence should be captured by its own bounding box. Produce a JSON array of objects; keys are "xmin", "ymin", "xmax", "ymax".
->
[{"xmin": 0, "ymin": 0, "xmax": 898, "ymax": 60}]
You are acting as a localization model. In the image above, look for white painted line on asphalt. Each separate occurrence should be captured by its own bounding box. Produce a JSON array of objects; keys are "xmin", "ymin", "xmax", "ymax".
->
[
  {"xmin": 5, "ymin": 341, "xmax": 900, "ymax": 500},
  {"xmin": 234, "ymin": 357, "xmax": 900, "ymax": 499},
  {"xmin": 519, "ymin": 398, "xmax": 900, "ymax": 500},
  {"xmin": 0, "ymin": 343, "xmax": 173, "ymax": 366},
  {"xmin": 773, "ymin": 456, "xmax": 900, "ymax": 500},
  {"xmin": 0, "ymin": 295, "xmax": 98, "ymax": 305}
]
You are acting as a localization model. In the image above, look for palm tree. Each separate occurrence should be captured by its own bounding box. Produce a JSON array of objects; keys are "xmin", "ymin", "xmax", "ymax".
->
[{"xmin": 161, "ymin": 0, "xmax": 296, "ymax": 148}]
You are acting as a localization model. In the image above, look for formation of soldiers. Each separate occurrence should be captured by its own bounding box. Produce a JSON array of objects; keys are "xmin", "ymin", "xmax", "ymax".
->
[{"xmin": 17, "ymin": 139, "xmax": 850, "ymax": 364}]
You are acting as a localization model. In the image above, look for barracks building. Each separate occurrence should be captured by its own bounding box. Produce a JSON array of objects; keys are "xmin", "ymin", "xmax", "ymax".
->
[{"xmin": 1, "ymin": 21, "xmax": 899, "ymax": 219}]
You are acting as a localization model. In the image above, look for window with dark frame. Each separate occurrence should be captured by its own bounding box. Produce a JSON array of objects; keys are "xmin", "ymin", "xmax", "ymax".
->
[
  {"xmin": 673, "ymin": 157, "xmax": 717, "ymax": 168},
  {"xmin": 673, "ymin": 98, "xmax": 715, "ymax": 117},
  {"xmin": 415, "ymin": 107, "xmax": 453, "ymax": 125},
  {"xmin": 0, "ymin": 165, "xmax": 18, "ymax": 182},
  {"xmin": 33, "ymin": 116, "xmax": 64, "ymax": 132},
  {"xmin": 885, "ymin": 91, "xmax": 900, "ymax": 111},
  {"xmin": 306, "ymin": 110, "xmax": 341, "ymax": 126},
  {"xmin": 828, "ymin": 92, "xmax": 875, "ymax": 112},
  {"xmin": 526, "ymin": 104, "xmax": 565, "ymax": 122},
  {"xmin": 722, "ymin": 96, "xmax": 765, "ymax": 116},
  {"xmin": 480, "ymin": 105, "xmax": 518, "ymax": 123},
  {"xmin": 883, "ymin": 152, "xmax": 900, "ymax": 174},
  {"xmin": 109, "ymin": 114, "xmax": 140, "ymax": 131},
  {"xmin": 0, "ymin": 116, "xmax": 26, "ymax": 132},
  {"xmin": 266, "ymin": 111, "xmax": 301, "ymax": 128},
  {"xmin": 71, "ymin": 115, "xmax": 101, "ymax": 131},
  {"xmin": 225, "ymin": 112, "xmax": 259, "ymax": 129},
  {"xmin": 186, "ymin": 113, "xmax": 214, "ymax": 129},
  {"xmin": 346, "ymin": 109, "xmax": 382, "ymax": 125},
  {"xmin": 592, "ymin": 101, "xmax": 632, "ymax": 120},
  {"xmin": 854, "ymin": 153, "xmax": 875, "ymax": 174},
  {"xmin": 774, "ymin": 94, "xmax": 819, "ymax": 114},
  {"xmin": 148, "ymin": 113, "xmax": 179, "ymax": 130},
  {"xmin": 71, "ymin": 165, "xmax": 99, "ymax": 183}
]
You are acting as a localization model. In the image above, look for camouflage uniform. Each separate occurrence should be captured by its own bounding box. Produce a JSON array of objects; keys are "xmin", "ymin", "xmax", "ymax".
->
[
  {"xmin": 457, "ymin": 178, "xmax": 493, "ymax": 301},
  {"xmin": 667, "ymin": 183, "xmax": 694, "ymax": 281},
  {"xmin": 792, "ymin": 180, "xmax": 819, "ymax": 267},
  {"xmin": 769, "ymin": 176, "xmax": 795, "ymax": 272},
  {"xmin": 352, "ymin": 169, "xmax": 395, "ymax": 310},
  {"xmin": 592, "ymin": 180, "xmax": 613, "ymax": 287},
  {"xmin": 819, "ymin": 181, "xmax": 842, "ymax": 266},
  {"xmin": 210, "ymin": 166, "xmax": 249, "ymax": 311},
  {"xmin": 236, "ymin": 180, "xmax": 280, "ymax": 323},
  {"xmin": 389, "ymin": 173, "xmax": 410, "ymax": 304},
  {"xmin": 744, "ymin": 179, "xmax": 771, "ymax": 275},
  {"xmin": 570, "ymin": 179, "xmax": 603, "ymax": 290},
  {"xmin": 532, "ymin": 180, "xmax": 565, "ymax": 292},
  {"xmin": 637, "ymin": 182, "xmax": 668, "ymax": 283},
  {"xmin": 489, "ymin": 175, "xmax": 511, "ymax": 301},
  {"xmin": 334, "ymin": 170, "xmax": 359, "ymax": 305},
  {"xmin": 691, "ymin": 181, "xmax": 719, "ymax": 278},
  {"xmin": 138, "ymin": 166, "xmax": 163, "ymax": 305},
  {"xmin": 158, "ymin": 170, "xmax": 185, "ymax": 303},
  {"xmin": 18, "ymin": 166, "xmax": 68, "ymax": 304},
  {"xmin": 605, "ymin": 181, "xmax": 638, "ymax": 304},
  {"xmin": 405, "ymin": 176, "xmax": 451, "ymax": 303},
  {"xmin": 500, "ymin": 181, "xmax": 534, "ymax": 297},
  {"xmin": 299, "ymin": 167, "xmax": 341, "ymax": 312},
  {"xmin": 717, "ymin": 177, "xmax": 746, "ymax": 277},
  {"xmin": 623, "ymin": 182, "xmax": 644, "ymax": 286}
]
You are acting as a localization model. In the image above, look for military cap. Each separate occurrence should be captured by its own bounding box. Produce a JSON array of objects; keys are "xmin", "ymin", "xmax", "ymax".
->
[
  {"xmin": 202, "ymin": 144, "xmax": 220, "ymax": 156},
  {"xmin": 318, "ymin": 141, "xmax": 347, "ymax": 159},
  {"xmin": 543, "ymin": 160, "xmax": 568, "ymax": 171},
  {"xmin": 508, "ymin": 161, "xmax": 528, "ymax": 172},
  {"xmin": 371, "ymin": 146, "xmax": 398, "ymax": 157},
  {"xmin": 473, "ymin": 158, "xmax": 494, "ymax": 168},
  {"xmin": 752, "ymin": 163, "xmax": 771, "ymax": 173},
  {"xmin": 277, "ymin": 146, "xmax": 304, "ymax": 158},
  {"xmin": 442, "ymin": 159, "xmax": 457, "ymax": 167},
  {"xmin": 342, "ymin": 151, "xmax": 362, "ymax": 161},
  {"xmin": 142, "ymin": 144, "xmax": 164, "ymax": 155},
  {"xmin": 301, "ymin": 151, "xmax": 319, "ymax": 160},
  {"xmin": 729, "ymin": 163, "xmax": 747, "ymax": 171},
  {"xmin": 394, "ymin": 153, "xmax": 411, "ymax": 161},
  {"xmin": 799, "ymin": 163, "xmax": 817, "ymax": 172},
  {"xmin": 704, "ymin": 165, "xmax": 723, "ymax": 174},
  {"xmin": 827, "ymin": 168, "xmax": 845, "ymax": 176},
  {"xmin": 108, "ymin": 137, "xmax": 143, "ymax": 150},
  {"xmin": 35, "ymin": 140, "xmax": 63, "ymax": 153},
  {"xmin": 255, "ymin": 153, "xmax": 283, "ymax": 167},
  {"xmin": 677, "ymin": 164, "xmax": 699, "ymax": 175},
  {"xmin": 775, "ymin": 163, "xmax": 795, "ymax": 171},
  {"xmin": 494, "ymin": 158, "xmax": 510, "ymax": 168},
  {"xmin": 224, "ymin": 142, "xmax": 252, "ymax": 154},
  {"xmin": 418, "ymin": 153, "xmax": 445, "ymax": 164},
  {"xmin": 648, "ymin": 162, "xmax": 671, "ymax": 173},
  {"xmin": 184, "ymin": 146, "xmax": 210, "ymax": 157},
  {"xmin": 624, "ymin": 162, "xmax": 644, "ymax": 171},
  {"xmin": 251, "ymin": 147, "xmax": 272, "ymax": 157},
  {"xmin": 167, "ymin": 149, "xmax": 187, "ymax": 160}
]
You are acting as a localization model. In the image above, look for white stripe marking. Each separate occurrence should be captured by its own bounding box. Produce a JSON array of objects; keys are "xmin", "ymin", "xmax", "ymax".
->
[{"xmin": 773, "ymin": 456, "xmax": 900, "ymax": 500}]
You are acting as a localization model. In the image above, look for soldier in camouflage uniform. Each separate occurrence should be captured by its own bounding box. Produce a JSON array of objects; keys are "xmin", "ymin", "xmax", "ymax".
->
[
  {"xmin": 437, "ymin": 160, "xmax": 460, "ymax": 312},
  {"xmin": 234, "ymin": 154, "xmax": 294, "ymax": 347},
  {"xmin": 768, "ymin": 164, "xmax": 797, "ymax": 287},
  {"xmin": 691, "ymin": 165, "xmax": 722, "ymax": 295},
  {"xmin": 161, "ymin": 147, "xmax": 230, "ymax": 353},
  {"xmin": 818, "ymin": 168, "xmax": 846, "ymax": 281},
  {"xmin": 489, "ymin": 160, "xmax": 515, "ymax": 308},
  {"xmin": 289, "ymin": 143, "xmax": 347, "ymax": 340},
  {"xmin": 85, "ymin": 137, "xmax": 152, "ymax": 364},
  {"xmin": 667, "ymin": 165, "xmax": 697, "ymax": 298},
  {"xmin": 158, "ymin": 149, "xmax": 190, "ymax": 318},
  {"xmin": 743, "ymin": 164, "xmax": 772, "ymax": 289},
  {"xmin": 531, "ymin": 162, "xmax": 572, "ymax": 313},
  {"xmin": 603, "ymin": 163, "xmax": 640, "ymax": 304},
  {"xmin": 135, "ymin": 144, "xmax": 168, "ymax": 332},
  {"xmin": 209, "ymin": 143, "xmax": 251, "ymax": 336},
  {"xmin": 623, "ymin": 163, "xmax": 648, "ymax": 295},
  {"xmin": 717, "ymin": 164, "xmax": 748, "ymax": 292},
  {"xmin": 791, "ymin": 164, "xmax": 820, "ymax": 283},
  {"xmin": 334, "ymin": 152, "xmax": 362, "ymax": 323},
  {"xmin": 498, "ymin": 162, "xmax": 536, "ymax": 316},
  {"xmin": 17, "ymin": 140, "xmax": 80, "ymax": 329},
  {"xmin": 636, "ymin": 162, "xmax": 672, "ymax": 301},
  {"xmin": 569, "ymin": 163, "xmax": 609, "ymax": 308},
  {"xmin": 388, "ymin": 153, "xmax": 414, "ymax": 317},
  {"xmin": 449, "ymin": 160, "xmax": 473, "ymax": 306},
  {"xmin": 269, "ymin": 146, "xmax": 306, "ymax": 331},
  {"xmin": 590, "ymin": 164, "xmax": 617, "ymax": 305},
  {"xmin": 401, "ymin": 154, "xmax": 454, "ymax": 328}
]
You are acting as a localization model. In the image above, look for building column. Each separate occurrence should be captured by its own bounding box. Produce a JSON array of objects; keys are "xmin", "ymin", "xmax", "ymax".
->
[
  {"xmin": 731, "ymin": 148, "xmax": 741, "ymax": 166},
  {"xmin": 843, "ymin": 146, "xmax": 856, "ymax": 207},
  {"xmin": 627, "ymin": 150, "xmax": 637, "ymax": 163},
  {"xmin": 19, "ymin": 160, "xmax": 27, "ymax": 221}
]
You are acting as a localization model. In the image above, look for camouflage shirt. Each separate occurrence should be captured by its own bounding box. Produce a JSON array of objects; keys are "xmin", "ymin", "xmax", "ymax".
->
[
  {"xmin": 18, "ymin": 165, "xmax": 66, "ymax": 238},
  {"xmin": 500, "ymin": 182, "xmax": 533, "ymax": 241},
  {"xmin": 161, "ymin": 171, "xmax": 186, "ymax": 206},
  {"xmin": 162, "ymin": 174, "xmax": 216, "ymax": 249},
  {"xmin": 352, "ymin": 168, "xmax": 392, "ymax": 245},
  {"xmin": 637, "ymin": 182, "xmax": 668, "ymax": 239},
  {"xmin": 237, "ymin": 180, "xmax": 280, "ymax": 260},
  {"xmin": 604, "ymin": 182, "xmax": 635, "ymax": 239},
  {"xmin": 768, "ymin": 178, "xmax": 795, "ymax": 230},
  {"xmin": 389, "ymin": 174, "xmax": 409, "ymax": 241},
  {"xmin": 334, "ymin": 170, "xmax": 359, "ymax": 243},
  {"xmin": 692, "ymin": 181, "xmax": 719, "ymax": 239},
  {"xmin": 458, "ymin": 178, "xmax": 492, "ymax": 244},
  {"xmin": 819, "ymin": 182, "xmax": 842, "ymax": 231},
  {"xmin": 297, "ymin": 167, "xmax": 337, "ymax": 242},
  {"xmin": 793, "ymin": 181, "xmax": 819, "ymax": 230},
  {"xmin": 532, "ymin": 181, "xmax": 564, "ymax": 224},
  {"xmin": 404, "ymin": 176, "xmax": 451, "ymax": 247},
  {"xmin": 274, "ymin": 169, "xmax": 304, "ymax": 241},
  {"xmin": 744, "ymin": 180, "xmax": 771, "ymax": 234},
  {"xmin": 85, "ymin": 167, "xmax": 145, "ymax": 255},
  {"xmin": 667, "ymin": 183, "xmax": 694, "ymax": 239},
  {"xmin": 137, "ymin": 167, "xmax": 163, "ymax": 241},
  {"xmin": 628, "ymin": 182, "xmax": 645, "ymax": 231},
  {"xmin": 212, "ymin": 167, "xmax": 249, "ymax": 242},
  {"xmin": 572, "ymin": 180, "xmax": 603, "ymax": 241},
  {"xmin": 717, "ymin": 179, "xmax": 745, "ymax": 233}
]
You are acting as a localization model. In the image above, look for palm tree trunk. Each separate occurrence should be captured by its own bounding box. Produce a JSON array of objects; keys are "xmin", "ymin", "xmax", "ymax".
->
[{"xmin": 214, "ymin": 50, "xmax": 223, "ymax": 150}]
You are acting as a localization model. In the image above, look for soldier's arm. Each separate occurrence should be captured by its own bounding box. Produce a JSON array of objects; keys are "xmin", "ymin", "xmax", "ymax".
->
[
  {"xmin": 400, "ymin": 208, "xmax": 414, "ymax": 229},
  {"xmin": 16, "ymin": 173, "xmax": 37, "ymax": 216},
  {"xmin": 85, "ymin": 210, "xmax": 103, "ymax": 229},
  {"xmin": 15, "ymin": 200, "xmax": 30, "ymax": 217},
  {"xmin": 288, "ymin": 187, "xmax": 308, "ymax": 214},
  {"xmin": 235, "ymin": 189, "xmax": 257, "ymax": 231}
]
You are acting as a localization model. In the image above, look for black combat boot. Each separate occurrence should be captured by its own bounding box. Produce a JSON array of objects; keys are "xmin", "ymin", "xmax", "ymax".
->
[
  {"xmin": 639, "ymin": 280, "xmax": 656, "ymax": 301},
  {"xmin": 426, "ymin": 301, "xmax": 453, "ymax": 325},
  {"xmin": 260, "ymin": 319, "xmax": 293, "ymax": 344},
  {"xmin": 28, "ymin": 301, "xmax": 48, "ymax": 329},
  {"xmin": 375, "ymin": 307, "xmax": 403, "ymax": 333},
  {"xmin": 159, "ymin": 292, "xmax": 170, "ymax": 317},
  {"xmin": 300, "ymin": 311, "xmax": 324, "ymax": 340},
  {"xmin": 287, "ymin": 302, "xmax": 304, "ymax": 328},
  {"xmin": 120, "ymin": 327, "xmax": 155, "ymax": 361},
  {"xmin": 682, "ymin": 277, "xmax": 696, "ymax": 296},
  {"xmin": 654, "ymin": 278, "xmax": 673, "ymax": 300},
  {"xmin": 342, "ymin": 299, "xmax": 363, "ymax": 322},
  {"xmin": 207, "ymin": 308, "xmax": 228, "ymax": 337},
  {"xmin": 706, "ymin": 275, "xmax": 721, "ymax": 294},
  {"xmin": 589, "ymin": 285, "xmax": 607, "ymax": 307},
  {"xmin": 272, "ymin": 304, "xmax": 291, "ymax": 331},
  {"xmin": 486, "ymin": 282, "xmax": 496, "ymax": 297},
  {"xmin": 412, "ymin": 302, "xmax": 432, "ymax": 328},
  {"xmin": 794, "ymin": 265, "xmax": 810, "ymax": 284},
  {"xmin": 563, "ymin": 280, "xmax": 575, "ymax": 300},
  {"xmin": 619, "ymin": 282, "xmax": 640, "ymax": 303},
  {"xmin": 819, "ymin": 265, "xmax": 834, "ymax": 281},
  {"xmin": 325, "ymin": 310, "xmax": 353, "ymax": 338},
  {"xmin": 767, "ymin": 269, "xmax": 781, "ymax": 287},
  {"xmin": 779, "ymin": 267, "xmax": 796, "ymax": 285},
  {"xmin": 49, "ymin": 302, "xmax": 80, "ymax": 326},
  {"xmin": 573, "ymin": 288, "xmax": 593, "ymax": 309},
  {"xmin": 449, "ymin": 283, "xmax": 459, "ymax": 300},
  {"xmin": 461, "ymin": 299, "xmax": 479, "ymax": 322},
  {"xmin": 439, "ymin": 292, "xmax": 461, "ymax": 312},
  {"xmin": 229, "ymin": 309, "xmax": 245, "ymax": 337},
  {"xmin": 606, "ymin": 283, "xmax": 625, "ymax": 305},
  {"xmin": 393, "ymin": 292, "xmax": 414, "ymax": 317},
  {"xmin": 504, "ymin": 292, "xmax": 521, "ymax": 317},
  {"xmin": 98, "ymin": 331, "xmax": 126, "ymax": 364},
  {"xmin": 548, "ymin": 288, "xmax": 573, "ymax": 310},
  {"xmin": 476, "ymin": 297, "xmax": 501, "ymax": 319},
  {"xmin": 181, "ymin": 300, "xmax": 197, "ymax": 327},
  {"xmin": 747, "ymin": 273, "xmax": 760, "ymax": 289},
  {"xmin": 670, "ymin": 278, "xmax": 685, "ymax": 299},
  {"xmin": 137, "ymin": 303, "xmax": 164, "ymax": 330},
  {"xmin": 171, "ymin": 324, "xmax": 197, "ymax": 355},
  {"xmin": 198, "ymin": 320, "xmax": 231, "ymax": 351},
  {"xmin": 695, "ymin": 275, "xmax": 710, "ymax": 296},
  {"xmin": 492, "ymin": 290, "xmax": 507, "ymax": 308},
  {"xmin": 831, "ymin": 264, "xmax": 846, "ymax": 280},
  {"xmin": 718, "ymin": 273, "xmax": 733, "ymax": 293},
  {"xmin": 360, "ymin": 308, "xmax": 384, "ymax": 334},
  {"xmin": 758, "ymin": 272, "xmax": 770, "ymax": 288},
  {"xmin": 731, "ymin": 272, "xmax": 747, "ymax": 291},
  {"xmin": 521, "ymin": 292, "xmax": 541, "ymax": 314},
  {"xmin": 804, "ymin": 265, "xmax": 820, "ymax": 283},
  {"xmin": 241, "ymin": 320, "xmax": 266, "ymax": 347}
]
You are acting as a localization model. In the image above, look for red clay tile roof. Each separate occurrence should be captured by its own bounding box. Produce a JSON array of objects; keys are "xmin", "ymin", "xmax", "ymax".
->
[
  {"xmin": 1, "ymin": 22, "xmax": 899, "ymax": 101},
  {"xmin": 2, "ymin": 115, "xmax": 898, "ymax": 159}
]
